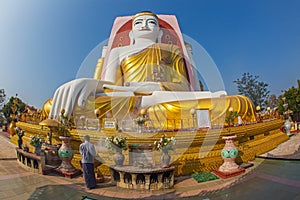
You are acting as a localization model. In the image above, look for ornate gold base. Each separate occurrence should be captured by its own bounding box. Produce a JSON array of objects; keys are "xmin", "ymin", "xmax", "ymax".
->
[{"xmin": 14, "ymin": 119, "xmax": 287, "ymax": 176}]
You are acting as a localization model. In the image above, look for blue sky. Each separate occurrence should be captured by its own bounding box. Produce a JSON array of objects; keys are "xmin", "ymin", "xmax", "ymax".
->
[{"xmin": 0, "ymin": 0, "xmax": 299, "ymax": 108}]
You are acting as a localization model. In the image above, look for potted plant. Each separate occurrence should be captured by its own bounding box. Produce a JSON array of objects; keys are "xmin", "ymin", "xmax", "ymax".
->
[
  {"xmin": 225, "ymin": 107, "xmax": 239, "ymax": 128},
  {"xmin": 105, "ymin": 136, "xmax": 128, "ymax": 166},
  {"xmin": 15, "ymin": 126, "xmax": 24, "ymax": 149},
  {"xmin": 58, "ymin": 109, "xmax": 72, "ymax": 137},
  {"xmin": 153, "ymin": 134, "xmax": 176, "ymax": 167},
  {"xmin": 23, "ymin": 143, "xmax": 29, "ymax": 152},
  {"xmin": 136, "ymin": 109, "xmax": 148, "ymax": 133},
  {"xmin": 30, "ymin": 135, "xmax": 44, "ymax": 155}
]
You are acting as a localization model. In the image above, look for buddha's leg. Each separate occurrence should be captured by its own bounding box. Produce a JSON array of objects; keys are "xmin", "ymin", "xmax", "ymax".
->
[
  {"xmin": 40, "ymin": 95, "xmax": 138, "ymax": 122},
  {"xmin": 148, "ymin": 100, "xmax": 199, "ymax": 130},
  {"xmin": 41, "ymin": 98, "xmax": 53, "ymax": 120},
  {"xmin": 95, "ymin": 95, "xmax": 138, "ymax": 121},
  {"xmin": 148, "ymin": 98, "xmax": 224, "ymax": 129},
  {"xmin": 147, "ymin": 96, "xmax": 256, "ymax": 130},
  {"xmin": 225, "ymin": 96, "xmax": 257, "ymax": 124},
  {"xmin": 41, "ymin": 95, "xmax": 256, "ymax": 129}
]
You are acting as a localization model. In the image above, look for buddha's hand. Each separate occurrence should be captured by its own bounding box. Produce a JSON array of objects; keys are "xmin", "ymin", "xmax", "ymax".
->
[{"xmin": 49, "ymin": 78, "xmax": 102, "ymax": 119}]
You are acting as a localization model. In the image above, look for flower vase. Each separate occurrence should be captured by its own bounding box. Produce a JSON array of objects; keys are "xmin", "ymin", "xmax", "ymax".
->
[
  {"xmin": 284, "ymin": 119, "xmax": 292, "ymax": 135},
  {"xmin": 219, "ymin": 135, "xmax": 239, "ymax": 173},
  {"xmin": 58, "ymin": 136, "xmax": 76, "ymax": 172},
  {"xmin": 113, "ymin": 149, "xmax": 125, "ymax": 166},
  {"xmin": 161, "ymin": 148, "xmax": 171, "ymax": 168}
]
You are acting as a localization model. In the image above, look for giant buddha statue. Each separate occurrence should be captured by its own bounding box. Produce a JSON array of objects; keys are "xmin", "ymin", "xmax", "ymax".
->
[{"xmin": 43, "ymin": 11, "xmax": 256, "ymax": 129}]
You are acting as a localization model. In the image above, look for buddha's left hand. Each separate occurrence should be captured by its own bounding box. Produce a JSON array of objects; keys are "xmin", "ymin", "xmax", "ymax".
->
[{"xmin": 49, "ymin": 78, "xmax": 111, "ymax": 119}]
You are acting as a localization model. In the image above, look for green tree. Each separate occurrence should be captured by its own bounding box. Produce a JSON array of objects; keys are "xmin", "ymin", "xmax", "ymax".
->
[
  {"xmin": 267, "ymin": 94, "xmax": 279, "ymax": 109},
  {"xmin": 1, "ymin": 96, "xmax": 26, "ymax": 122},
  {"xmin": 233, "ymin": 72, "xmax": 270, "ymax": 109},
  {"xmin": 278, "ymin": 80, "xmax": 300, "ymax": 121}
]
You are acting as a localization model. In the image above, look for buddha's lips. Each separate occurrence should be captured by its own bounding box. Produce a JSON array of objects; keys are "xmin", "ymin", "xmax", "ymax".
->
[{"xmin": 139, "ymin": 28, "xmax": 151, "ymax": 31}]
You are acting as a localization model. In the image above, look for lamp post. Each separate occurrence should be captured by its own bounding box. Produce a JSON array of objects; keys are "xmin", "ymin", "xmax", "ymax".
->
[
  {"xmin": 80, "ymin": 115, "xmax": 86, "ymax": 129},
  {"xmin": 9, "ymin": 95, "xmax": 19, "ymax": 136},
  {"xmin": 256, "ymin": 105, "xmax": 261, "ymax": 122},
  {"xmin": 282, "ymin": 97, "xmax": 292, "ymax": 136},
  {"xmin": 267, "ymin": 107, "xmax": 271, "ymax": 119},
  {"xmin": 190, "ymin": 108, "xmax": 196, "ymax": 129}
]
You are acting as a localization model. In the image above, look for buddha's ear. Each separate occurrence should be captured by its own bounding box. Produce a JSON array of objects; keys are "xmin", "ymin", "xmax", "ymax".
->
[
  {"xmin": 129, "ymin": 31, "xmax": 135, "ymax": 45},
  {"xmin": 157, "ymin": 29, "xmax": 163, "ymax": 43}
]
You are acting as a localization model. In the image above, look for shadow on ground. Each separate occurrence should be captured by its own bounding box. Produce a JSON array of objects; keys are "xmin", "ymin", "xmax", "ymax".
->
[{"xmin": 28, "ymin": 184, "xmax": 114, "ymax": 200}]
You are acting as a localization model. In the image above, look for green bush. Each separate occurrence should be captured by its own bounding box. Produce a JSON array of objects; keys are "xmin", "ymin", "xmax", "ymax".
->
[{"xmin": 191, "ymin": 172, "xmax": 219, "ymax": 183}]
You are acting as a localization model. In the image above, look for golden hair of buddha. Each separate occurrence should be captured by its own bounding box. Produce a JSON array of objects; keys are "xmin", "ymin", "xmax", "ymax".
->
[{"xmin": 132, "ymin": 11, "xmax": 158, "ymax": 21}]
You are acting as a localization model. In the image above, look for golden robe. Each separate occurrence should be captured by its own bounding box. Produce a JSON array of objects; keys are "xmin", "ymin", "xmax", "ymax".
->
[
  {"xmin": 115, "ymin": 43, "xmax": 190, "ymax": 91},
  {"xmin": 95, "ymin": 43, "xmax": 191, "ymax": 124},
  {"xmin": 42, "ymin": 43, "xmax": 257, "ymax": 129},
  {"xmin": 94, "ymin": 43, "xmax": 256, "ymax": 129}
]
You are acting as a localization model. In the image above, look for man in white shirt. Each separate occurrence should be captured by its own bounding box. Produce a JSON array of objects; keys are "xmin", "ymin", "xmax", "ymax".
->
[{"xmin": 79, "ymin": 135, "xmax": 97, "ymax": 189}]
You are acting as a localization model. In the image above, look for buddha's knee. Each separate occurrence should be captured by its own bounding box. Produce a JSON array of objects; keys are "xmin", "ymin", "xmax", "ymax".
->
[{"xmin": 41, "ymin": 98, "xmax": 52, "ymax": 119}]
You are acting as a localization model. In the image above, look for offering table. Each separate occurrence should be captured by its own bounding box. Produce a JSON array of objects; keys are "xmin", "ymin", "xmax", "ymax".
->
[{"xmin": 110, "ymin": 165, "xmax": 175, "ymax": 190}]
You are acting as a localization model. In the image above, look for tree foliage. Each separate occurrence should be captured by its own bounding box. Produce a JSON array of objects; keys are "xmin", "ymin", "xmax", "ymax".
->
[
  {"xmin": 1, "ymin": 96, "xmax": 26, "ymax": 122},
  {"xmin": 233, "ymin": 73, "xmax": 270, "ymax": 109},
  {"xmin": 278, "ymin": 80, "xmax": 300, "ymax": 121},
  {"xmin": 267, "ymin": 94, "xmax": 279, "ymax": 109}
]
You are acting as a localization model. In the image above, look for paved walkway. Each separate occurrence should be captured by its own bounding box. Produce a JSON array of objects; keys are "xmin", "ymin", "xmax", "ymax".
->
[
  {"xmin": 0, "ymin": 131, "xmax": 299, "ymax": 200},
  {"xmin": 259, "ymin": 133, "xmax": 300, "ymax": 160}
]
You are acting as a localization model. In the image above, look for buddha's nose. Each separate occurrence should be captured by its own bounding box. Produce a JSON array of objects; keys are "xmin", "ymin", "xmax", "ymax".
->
[{"xmin": 141, "ymin": 20, "xmax": 148, "ymax": 28}]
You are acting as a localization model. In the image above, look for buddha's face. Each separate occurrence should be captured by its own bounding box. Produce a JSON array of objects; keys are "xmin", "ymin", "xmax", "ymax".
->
[{"xmin": 132, "ymin": 15, "xmax": 160, "ymax": 40}]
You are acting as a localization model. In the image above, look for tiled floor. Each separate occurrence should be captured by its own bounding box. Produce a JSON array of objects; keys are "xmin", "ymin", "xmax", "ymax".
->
[
  {"xmin": 204, "ymin": 159, "xmax": 300, "ymax": 200},
  {"xmin": 260, "ymin": 133, "xmax": 300, "ymax": 159},
  {"xmin": 0, "ymin": 132, "xmax": 300, "ymax": 200}
]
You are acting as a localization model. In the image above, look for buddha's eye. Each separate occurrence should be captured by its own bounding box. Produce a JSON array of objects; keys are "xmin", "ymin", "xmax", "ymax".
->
[
  {"xmin": 148, "ymin": 20, "xmax": 157, "ymax": 25},
  {"xmin": 134, "ymin": 20, "xmax": 142, "ymax": 26}
]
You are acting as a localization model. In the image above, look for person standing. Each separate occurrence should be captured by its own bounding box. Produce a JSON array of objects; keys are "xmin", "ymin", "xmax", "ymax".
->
[{"xmin": 80, "ymin": 135, "xmax": 97, "ymax": 189}]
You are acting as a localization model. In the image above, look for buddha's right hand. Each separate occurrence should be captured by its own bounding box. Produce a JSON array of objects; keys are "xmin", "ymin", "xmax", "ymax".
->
[{"xmin": 49, "ymin": 78, "xmax": 110, "ymax": 119}]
